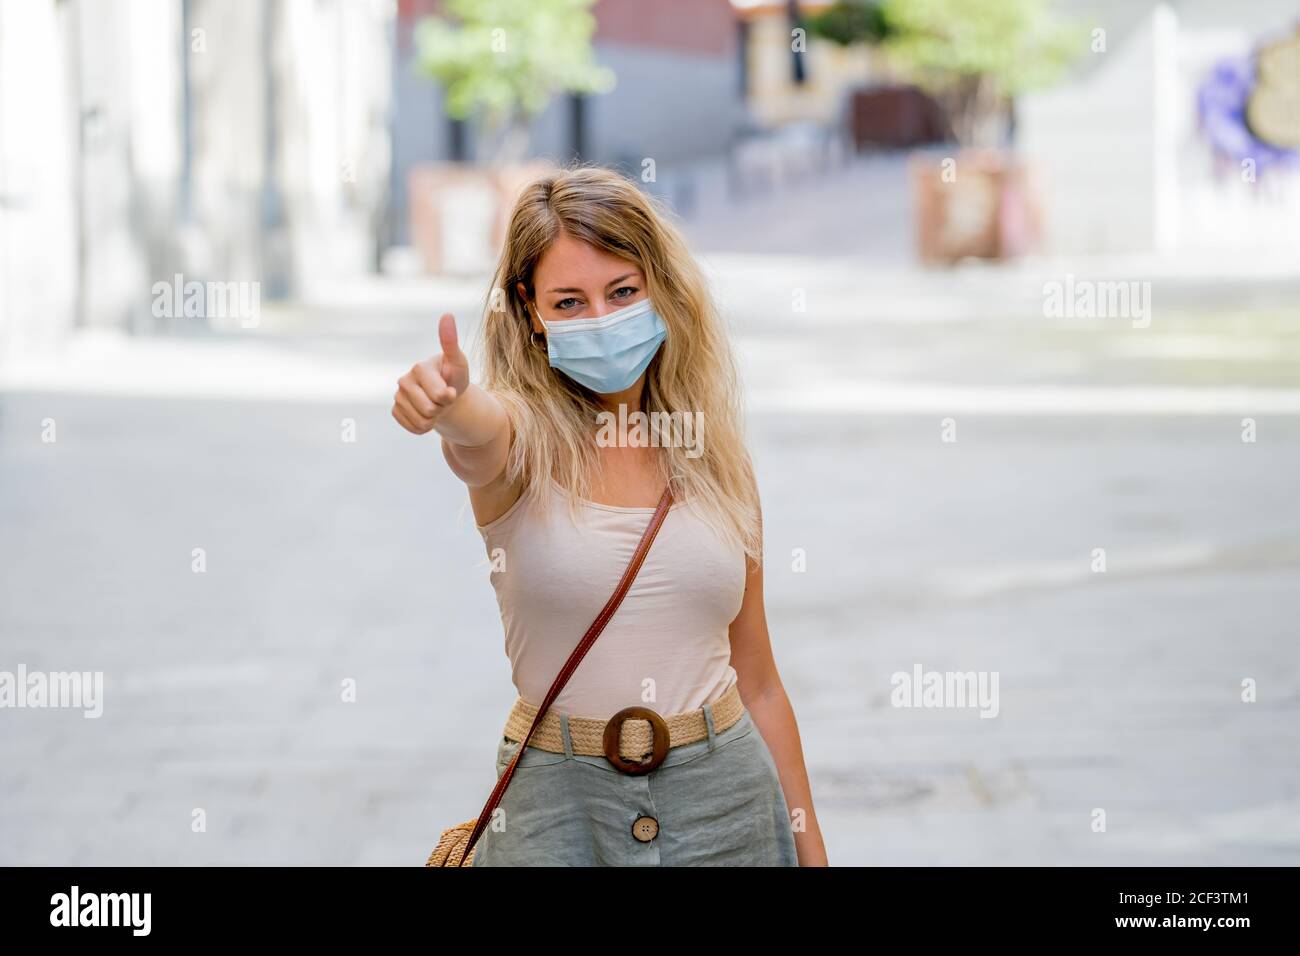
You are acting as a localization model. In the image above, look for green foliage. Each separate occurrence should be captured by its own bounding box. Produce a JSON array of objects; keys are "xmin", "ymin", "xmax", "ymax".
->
[
  {"xmin": 878, "ymin": 0, "xmax": 1083, "ymax": 98},
  {"xmin": 414, "ymin": 0, "xmax": 615, "ymax": 126},
  {"xmin": 806, "ymin": 1, "xmax": 893, "ymax": 47}
]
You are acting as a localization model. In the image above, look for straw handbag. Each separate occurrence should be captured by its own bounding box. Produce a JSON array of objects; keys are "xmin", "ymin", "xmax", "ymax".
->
[{"xmin": 425, "ymin": 485, "xmax": 674, "ymax": 867}]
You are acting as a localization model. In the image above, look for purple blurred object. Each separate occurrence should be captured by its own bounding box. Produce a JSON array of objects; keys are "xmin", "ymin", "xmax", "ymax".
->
[{"xmin": 1196, "ymin": 54, "xmax": 1298, "ymax": 171}]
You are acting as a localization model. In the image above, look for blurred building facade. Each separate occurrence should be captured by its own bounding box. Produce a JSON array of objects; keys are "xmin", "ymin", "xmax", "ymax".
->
[
  {"xmin": 1020, "ymin": 0, "xmax": 1300, "ymax": 257},
  {"xmin": 1, "ymin": 0, "xmax": 392, "ymax": 354},
  {"xmin": 2, "ymin": 0, "xmax": 750, "ymax": 351},
  {"xmin": 388, "ymin": 0, "xmax": 745, "ymax": 246},
  {"xmin": 2, "ymin": 0, "xmax": 1297, "ymax": 360}
]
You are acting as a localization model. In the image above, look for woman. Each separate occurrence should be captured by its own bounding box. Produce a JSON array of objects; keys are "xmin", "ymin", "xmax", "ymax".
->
[{"xmin": 392, "ymin": 166, "xmax": 827, "ymax": 866}]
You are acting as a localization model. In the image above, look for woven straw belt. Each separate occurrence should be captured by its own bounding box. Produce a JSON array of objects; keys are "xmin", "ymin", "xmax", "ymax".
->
[{"xmin": 503, "ymin": 680, "xmax": 745, "ymax": 761}]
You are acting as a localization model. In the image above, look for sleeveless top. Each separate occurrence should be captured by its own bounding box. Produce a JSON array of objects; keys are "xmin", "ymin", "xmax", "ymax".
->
[{"xmin": 477, "ymin": 478, "xmax": 744, "ymax": 720}]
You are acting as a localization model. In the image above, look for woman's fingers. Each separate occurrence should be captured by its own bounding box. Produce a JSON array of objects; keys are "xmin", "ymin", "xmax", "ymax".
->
[
  {"xmin": 391, "ymin": 324, "xmax": 466, "ymax": 436},
  {"xmin": 391, "ymin": 400, "xmax": 424, "ymax": 435},
  {"xmin": 393, "ymin": 377, "xmax": 440, "ymax": 433},
  {"xmin": 411, "ymin": 361, "xmax": 458, "ymax": 407},
  {"xmin": 399, "ymin": 372, "xmax": 439, "ymax": 418},
  {"xmin": 393, "ymin": 389, "xmax": 427, "ymax": 429}
]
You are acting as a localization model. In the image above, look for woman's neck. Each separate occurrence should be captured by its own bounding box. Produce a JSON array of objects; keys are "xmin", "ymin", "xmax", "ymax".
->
[{"xmin": 592, "ymin": 381, "xmax": 644, "ymax": 415}]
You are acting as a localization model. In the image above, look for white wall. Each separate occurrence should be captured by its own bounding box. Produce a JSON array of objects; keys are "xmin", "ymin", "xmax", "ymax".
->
[
  {"xmin": 1017, "ymin": 6, "xmax": 1178, "ymax": 256},
  {"xmin": 0, "ymin": 0, "xmax": 78, "ymax": 359},
  {"xmin": 1019, "ymin": 2, "xmax": 1300, "ymax": 261}
]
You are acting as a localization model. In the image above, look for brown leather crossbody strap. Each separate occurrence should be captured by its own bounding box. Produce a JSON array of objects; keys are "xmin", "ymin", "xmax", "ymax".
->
[{"xmin": 457, "ymin": 484, "xmax": 675, "ymax": 865}]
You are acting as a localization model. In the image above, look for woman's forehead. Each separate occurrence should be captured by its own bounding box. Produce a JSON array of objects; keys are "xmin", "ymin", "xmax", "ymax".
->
[{"xmin": 534, "ymin": 233, "xmax": 641, "ymax": 290}]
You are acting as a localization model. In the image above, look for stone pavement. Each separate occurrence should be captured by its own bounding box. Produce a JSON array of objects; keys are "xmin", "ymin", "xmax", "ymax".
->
[
  {"xmin": 3, "ymin": 314, "xmax": 1299, "ymax": 865},
  {"xmin": 3, "ymin": 158, "xmax": 1299, "ymax": 865}
]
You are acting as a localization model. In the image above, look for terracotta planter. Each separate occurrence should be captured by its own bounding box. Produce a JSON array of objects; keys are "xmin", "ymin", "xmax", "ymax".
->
[
  {"xmin": 908, "ymin": 148, "xmax": 1042, "ymax": 264},
  {"xmin": 408, "ymin": 160, "xmax": 554, "ymax": 275}
]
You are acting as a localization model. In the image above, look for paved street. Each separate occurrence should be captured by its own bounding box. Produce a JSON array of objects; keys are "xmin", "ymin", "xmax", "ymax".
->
[{"xmin": 3, "ymin": 243, "xmax": 1299, "ymax": 865}]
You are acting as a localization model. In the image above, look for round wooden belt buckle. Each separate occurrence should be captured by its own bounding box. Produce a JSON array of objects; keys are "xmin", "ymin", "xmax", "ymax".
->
[{"xmin": 603, "ymin": 706, "xmax": 670, "ymax": 774}]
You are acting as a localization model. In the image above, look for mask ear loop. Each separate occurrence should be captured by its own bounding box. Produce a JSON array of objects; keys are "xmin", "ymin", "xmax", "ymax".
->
[{"xmin": 528, "ymin": 301, "xmax": 547, "ymax": 351}]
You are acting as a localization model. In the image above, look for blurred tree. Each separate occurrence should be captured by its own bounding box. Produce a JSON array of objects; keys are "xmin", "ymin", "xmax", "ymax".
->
[
  {"xmin": 806, "ymin": 0, "xmax": 892, "ymax": 47},
  {"xmin": 878, "ymin": 0, "xmax": 1081, "ymax": 147},
  {"xmin": 414, "ymin": 0, "xmax": 615, "ymax": 166}
]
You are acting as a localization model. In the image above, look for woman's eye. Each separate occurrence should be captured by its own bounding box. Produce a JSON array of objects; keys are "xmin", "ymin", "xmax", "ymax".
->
[
  {"xmin": 611, "ymin": 286, "xmax": 638, "ymax": 300},
  {"xmin": 555, "ymin": 298, "xmax": 580, "ymax": 310}
]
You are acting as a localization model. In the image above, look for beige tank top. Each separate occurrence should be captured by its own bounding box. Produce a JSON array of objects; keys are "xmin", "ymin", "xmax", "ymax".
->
[{"xmin": 477, "ymin": 478, "xmax": 743, "ymax": 720}]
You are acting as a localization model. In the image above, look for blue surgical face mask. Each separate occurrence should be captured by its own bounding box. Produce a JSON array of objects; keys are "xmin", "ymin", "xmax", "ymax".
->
[{"xmin": 538, "ymin": 296, "xmax": 667, "ymax": 394}]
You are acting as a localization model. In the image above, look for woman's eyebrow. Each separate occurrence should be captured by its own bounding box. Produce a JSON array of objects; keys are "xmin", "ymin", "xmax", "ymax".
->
[
  {"xmin": 545, "ymin": 273, "xmax": 639, "ymax": 295},
  {"xmin": 604, "ymin": 272, "xmax": 637, "ymax": 290}
]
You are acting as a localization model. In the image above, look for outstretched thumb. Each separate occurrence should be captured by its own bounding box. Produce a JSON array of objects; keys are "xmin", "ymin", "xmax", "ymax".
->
[{"xmin": 438, "ymin": 312, "xmax": 464, "ymax": 364}]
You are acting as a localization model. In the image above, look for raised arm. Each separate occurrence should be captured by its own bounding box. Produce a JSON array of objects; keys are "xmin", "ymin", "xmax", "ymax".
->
[{"xmin": 391, "ymin": 313, "xmax": 519, "ymax": 522}]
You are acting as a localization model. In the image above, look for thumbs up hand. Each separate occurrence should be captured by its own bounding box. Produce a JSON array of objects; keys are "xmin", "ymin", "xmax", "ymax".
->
[{"xmin": 392, "ymin": 313, "xmax": 471, "ymax": 435}]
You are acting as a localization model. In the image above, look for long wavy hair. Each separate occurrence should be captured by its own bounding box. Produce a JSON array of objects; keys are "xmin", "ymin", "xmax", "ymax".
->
[{"xmin": 476, "ymin": 165, "xmax": 762, "ymax": 563}]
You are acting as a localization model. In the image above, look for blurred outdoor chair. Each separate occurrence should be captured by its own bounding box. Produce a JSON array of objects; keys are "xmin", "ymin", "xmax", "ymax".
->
[{"xmin": 725, "ymin": 119, "xmax": 849, "ymax": 198}]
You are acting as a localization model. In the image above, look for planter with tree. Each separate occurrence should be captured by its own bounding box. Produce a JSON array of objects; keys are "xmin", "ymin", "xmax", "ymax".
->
[
  {"xmin": 410, "ymin": 0, "xmax": 614, "ymax": 274},
  {"xmin": 878, "ymin": 0, "xmax": 1081, "ymax": 263}
]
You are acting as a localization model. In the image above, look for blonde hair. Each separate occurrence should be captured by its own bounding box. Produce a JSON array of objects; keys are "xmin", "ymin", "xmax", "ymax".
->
[{"xmin": 477, "ymin": 164, "xmax": 762, "ymax": 563}]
